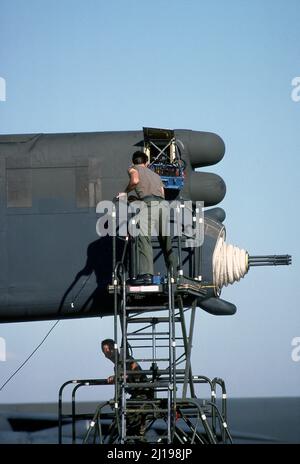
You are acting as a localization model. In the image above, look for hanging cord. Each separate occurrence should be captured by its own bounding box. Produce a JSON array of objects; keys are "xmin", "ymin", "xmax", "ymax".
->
[
  {"xmin": 0, "ymin": 320, "xmax": 60, "ymax": 392},
  {"xmin": 0, "ymin": 273, "xmax": 93, "ymax": 392},
  {"xmin": 69, "ymin": 274, "xmax": 92, "ymax": 309}
]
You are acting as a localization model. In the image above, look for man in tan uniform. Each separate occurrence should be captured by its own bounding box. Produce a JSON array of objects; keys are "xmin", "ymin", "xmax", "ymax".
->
[{"xmin": 118, "ymin": 151, "xmax": 176, "ymax": 285}]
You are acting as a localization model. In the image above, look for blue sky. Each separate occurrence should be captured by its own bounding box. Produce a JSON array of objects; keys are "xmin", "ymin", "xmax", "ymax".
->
[{"xmin": 0, "ymin": 0, "xmax": 299, "ymax": 402}]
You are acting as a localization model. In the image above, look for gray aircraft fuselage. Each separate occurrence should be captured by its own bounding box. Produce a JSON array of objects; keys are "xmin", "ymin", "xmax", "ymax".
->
[{"xmin": 0, "ymin": 129, "xmax": 233, "ymax": 323}]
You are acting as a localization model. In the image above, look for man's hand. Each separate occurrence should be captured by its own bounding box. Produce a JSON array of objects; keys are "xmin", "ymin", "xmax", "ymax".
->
[{"xmin": 107, "ymin": 375, "xmax": 115, "ymax": 384}]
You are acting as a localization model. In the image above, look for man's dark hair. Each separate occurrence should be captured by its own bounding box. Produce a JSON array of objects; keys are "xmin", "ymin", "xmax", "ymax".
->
[
  {"xmin": 132, "ymin": 151, "xmax": 148, "ymax": 165},
  {"xmin": 101, "ymin": 338, "xmax": 114, "ymax": 350}
]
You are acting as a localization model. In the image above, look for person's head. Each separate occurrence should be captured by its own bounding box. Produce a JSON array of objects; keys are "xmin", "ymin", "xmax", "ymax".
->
[
  {"xmin": 132, "ymin": 151, "xmax": 149, "ymax": 166},
  {"xmin": 101, "ymin": 338, "xmax": 115, "ymax": 361}
]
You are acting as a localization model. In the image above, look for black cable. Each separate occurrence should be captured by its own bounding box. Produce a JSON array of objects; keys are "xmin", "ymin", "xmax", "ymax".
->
[
  {"xmin": 0, "ymin": 320, "xmax": 60, "ymax": 392},
  {"xmin": 70, "ymin": 274, "xmax": 92, "ymax": 309},
  {"xmin": 0, "ymin": 269, "xmax": 95, "ymax": 392},
  {"xmin": 0, "ymin": 198, "xmax": 130, "ymax": 393}
]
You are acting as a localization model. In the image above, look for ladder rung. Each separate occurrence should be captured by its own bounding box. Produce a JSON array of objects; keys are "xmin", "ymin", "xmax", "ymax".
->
[
  {"xmin": 120, "ymin": 369, "xmax": 186, "ymax": 375},
  {"xmin": 124, "ymin": 435, "xmax": 155, "ymax": 440},
  {"xmin": 127, "ymin": 333, "xmax": 182, "ymax": 338},
  {"xmin": 127, "ymin": 317, "xmax": 181, "ymax": 323},
  {"xmin": 125, "ymin": 344, "xmax": 184, "ymax": 348},
  {"xmin": 125, "ymin": 408, "xmax": 169, "ymax": 414},
  {"xmin": 123, "ymin": 381, "xmax": 169, "ymax": 388},
  {"xmin": 126, "ymin": 306, "xmax": 169, "ymax": 312},
  {"xmin": 125, "ymin": 400, "xmax": 170, "ymax": 406},
  {"xmin": 123, "ymin": 370, "xmax": 184, "ymax": 376},
  {"xmin": 127, "ymin": 333, "xmax": 172, "ymax": 337},
  {"xmin": 125, "ymin": 358, "xmax": 170, "ymax": 362}
]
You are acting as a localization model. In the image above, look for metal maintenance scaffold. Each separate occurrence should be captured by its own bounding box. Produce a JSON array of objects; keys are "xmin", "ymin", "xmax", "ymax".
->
[
  {"xmin": 58, "ymin": 128, "xmax": 233, "ymax": 444},
  {"xmin": 101, "ymin": 198, "xmax": 233, "ymax": 444}
]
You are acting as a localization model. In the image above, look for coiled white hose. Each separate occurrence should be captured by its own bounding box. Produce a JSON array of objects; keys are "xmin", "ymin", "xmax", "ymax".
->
[{"xmin": 213, "ymin": 235, "xmax": 249, "ymax": 290}]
